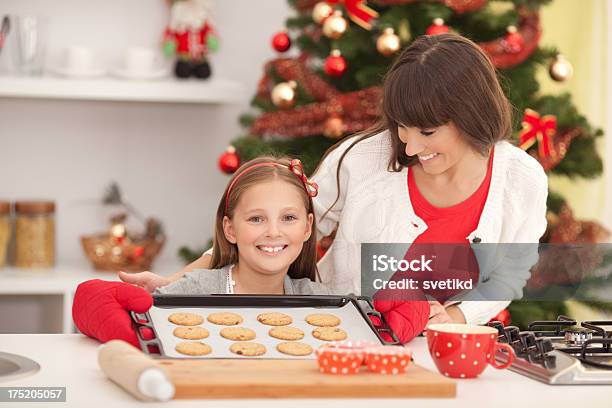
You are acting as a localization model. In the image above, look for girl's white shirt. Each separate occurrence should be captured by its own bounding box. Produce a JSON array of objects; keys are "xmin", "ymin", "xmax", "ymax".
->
[{"xmin": 311, "ymin": 130, "xmax": 548, "ymax": 324}]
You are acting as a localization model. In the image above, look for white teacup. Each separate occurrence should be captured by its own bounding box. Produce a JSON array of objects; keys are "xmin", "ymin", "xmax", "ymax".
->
[
  {"xmin": 63, "ymin": 45, "xmax": 95, "ymax": 73},
  {"xmin": 122, "ymin": 47, "xmax": 160, "ymax": 74}
]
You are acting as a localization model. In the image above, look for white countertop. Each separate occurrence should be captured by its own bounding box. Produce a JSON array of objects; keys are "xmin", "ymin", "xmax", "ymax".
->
[{"xmin": 0, "ymin": 334, "xmax": 609, "ymax": 407}]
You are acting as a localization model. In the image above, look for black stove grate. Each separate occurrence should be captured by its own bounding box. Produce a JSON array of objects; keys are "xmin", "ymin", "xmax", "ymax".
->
[{"xmin": 488, "ymin": 316, "xmax": 612, "ymax": 370}]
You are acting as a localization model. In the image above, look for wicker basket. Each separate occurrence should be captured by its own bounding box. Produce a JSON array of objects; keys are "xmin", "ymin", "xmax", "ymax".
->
[{"xmin": 81, "ymin": 234, "xmax": 165, "ymax": 272}]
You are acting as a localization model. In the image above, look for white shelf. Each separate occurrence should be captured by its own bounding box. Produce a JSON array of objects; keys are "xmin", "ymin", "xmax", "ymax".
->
[
  {"xmin": 0, "ymin": 75, "xmax": 247, "ymax": 104},
  {"xmin": 0, "ymin": 260, "xmax": 184, "ymax": 334},
  {"xmin": 0, "ymin": 259, "xmax": 182, "ymax": 294}
]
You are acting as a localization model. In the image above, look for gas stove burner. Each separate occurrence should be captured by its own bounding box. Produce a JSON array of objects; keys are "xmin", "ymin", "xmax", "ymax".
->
[
  {"xmin": 576, "ymin": 338, "xmax": 612, "ymax": 370},
  {"xmin": 564, "ymin": 326, "xmax": 595, "ymax": 346},
  {"xmin": 488, "ymin": 316, "xmax": 612, "ymax": 384}
]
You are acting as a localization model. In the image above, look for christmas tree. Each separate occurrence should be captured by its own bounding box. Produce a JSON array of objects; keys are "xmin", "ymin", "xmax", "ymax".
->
[{"xmin": 209, "ymin": 0, "xmax": 609, "ymax": 327}]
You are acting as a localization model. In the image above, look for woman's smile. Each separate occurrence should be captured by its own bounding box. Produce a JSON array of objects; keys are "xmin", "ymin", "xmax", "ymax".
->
[{"xmin": 418, "ymin": 152, "xmax": 440, "ymax": 162}]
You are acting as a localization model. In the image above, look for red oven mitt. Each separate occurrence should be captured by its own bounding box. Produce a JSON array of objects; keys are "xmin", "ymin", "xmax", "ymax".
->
[
  {"xmin": 72, "ymin": 279, "xmax": 153, "ymax": 348},
  {"xmin": 372, "ymin": 300, "xmax": 430, "ymax": 344}
]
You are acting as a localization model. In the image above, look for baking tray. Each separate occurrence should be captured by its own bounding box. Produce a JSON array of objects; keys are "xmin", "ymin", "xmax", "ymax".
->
[{"xmin": 131, "ymin": 294, "xmax": 400, "ymax": 360}]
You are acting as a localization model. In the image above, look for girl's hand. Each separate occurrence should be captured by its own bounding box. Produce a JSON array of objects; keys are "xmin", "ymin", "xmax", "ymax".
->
[{"xmin": 118, "ymin": 271, "xmax": 171, "ymax": 293}]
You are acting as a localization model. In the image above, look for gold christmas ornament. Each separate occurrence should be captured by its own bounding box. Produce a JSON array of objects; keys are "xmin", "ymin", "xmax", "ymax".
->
[
  {"xmin": 377, "ymin": 27, "xmax": 401, "ymax": 56},
  {"xmin": 549, "ymin": 54, "xmax": 573, "ymax": 82},
  {"xmin": 271, "ymin": 80, "xmax": 297, "ymax": 108},
  {"xmin": 323, "ymin": 10, "xmax": 348, "ymax": 40},
  {"xmin": 324, "ymin": 115, "xmax": 345, "ymax": 139},
  {"xmin": 312, "ymin": 1, "xmax": 333, "ymax": 25}
]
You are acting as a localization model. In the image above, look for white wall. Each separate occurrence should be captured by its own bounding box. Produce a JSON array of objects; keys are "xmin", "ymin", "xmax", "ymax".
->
[
  {"xmin": 538, "ymin": 0, "xmax": 610, "ymax": 230},
  {"xmin": 0, "ymin": 0, "xmax": 292, "ymax": 266}
]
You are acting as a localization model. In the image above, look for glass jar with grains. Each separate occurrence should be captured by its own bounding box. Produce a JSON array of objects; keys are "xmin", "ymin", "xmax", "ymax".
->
[
  {"xmin": 0, "ymin": 201, "xmax": 10, "ymax": 267},
  {"xmin": 15, "ymin": 201, "xmax": 55, "ymax": 268}
]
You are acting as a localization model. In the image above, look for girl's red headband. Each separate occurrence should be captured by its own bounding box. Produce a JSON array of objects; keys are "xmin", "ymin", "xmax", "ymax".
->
[{"xmin": 224, "ymin": 159, "xmax": 318, "ymax": 214}]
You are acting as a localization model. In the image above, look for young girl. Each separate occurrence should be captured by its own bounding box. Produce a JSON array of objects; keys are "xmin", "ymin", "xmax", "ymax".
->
[
  {"xmin": 73, "ymin": 157, "xmax": 429, "ymax": 346},
  {"xmin": 155, "ymin": 156, "xmax": 325, "ymax": 296},
  {"xmin": 126, "ymin": 33, "xmax": 542, "ymax": 326}
]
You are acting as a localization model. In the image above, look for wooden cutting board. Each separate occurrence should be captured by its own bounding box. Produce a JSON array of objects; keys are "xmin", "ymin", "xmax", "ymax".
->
[{"xmin": 159, "ymin": 359, "xmax": 456, "ymax": 399}]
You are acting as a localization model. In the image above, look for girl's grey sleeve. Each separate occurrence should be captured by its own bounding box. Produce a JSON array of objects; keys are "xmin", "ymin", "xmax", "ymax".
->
[{"xmin": 291, "ymin": 278, "xmax": 334, "ymax": 295}]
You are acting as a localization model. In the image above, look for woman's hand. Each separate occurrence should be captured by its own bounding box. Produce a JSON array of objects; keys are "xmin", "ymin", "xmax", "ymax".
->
[
  {"xmin": 118, "ymin": 271, "xmax": 171, "ymax": 293},
  {"xmin": 117, "ymin": 253, "xmax": 213, "ymax": 293},
  {"xmin": 373, "ymin": 299, "xmax": 430, "ymax": 343},
  {"xmin": 427, "ymin": 301, "xmax": 466, "ymax": 326}
]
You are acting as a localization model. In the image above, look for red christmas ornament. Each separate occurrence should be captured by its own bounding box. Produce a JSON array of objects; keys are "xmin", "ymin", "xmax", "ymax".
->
[
  {"xmin": 489, "ymin": 309, "xmax": 511, "ymax": 326},
  {"xmin": 426, "ymin": 18, "xmax": 449, "ymax": 36},
  {"xmin": 133, "ymin": 246, "xmax": 145, "ymax": 258},
  {"xmin": 501, "ymin": 25, "xmax": 524, "ymax": 54},
  {"xmin": 324, "ymin": 49, "xmax": 347, "ymax": 78},
  {"xmin": 218, "ymin": 146, "xmax": 240, "ymax": 174},
  {"xmin": 271, "ymin": 30, "xmax": 291, "ymax": 53}
]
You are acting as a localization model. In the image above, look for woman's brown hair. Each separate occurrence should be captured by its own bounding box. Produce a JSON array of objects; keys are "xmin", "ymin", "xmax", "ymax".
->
[
  {"xmin": 314, "ymin": 33, "xmax": 512, "ymax": 220},
  {"xmin": 210, "ymin": 156, "xmax": 318, "ymax": 281}
]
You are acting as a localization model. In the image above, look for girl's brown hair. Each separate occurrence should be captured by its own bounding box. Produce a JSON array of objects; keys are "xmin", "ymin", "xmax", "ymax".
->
[
  {"xmin": 210, "ymin": 156, "xmax": 318, "ymax": 281},
  {"xmin": 314, "ymin": 33, "xmax": 512, "ymax": 220}
]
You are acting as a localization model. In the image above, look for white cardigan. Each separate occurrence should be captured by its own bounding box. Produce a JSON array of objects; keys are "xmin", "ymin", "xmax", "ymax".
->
[{"xmin": 311, "ymin": 130, "xmax": 548, "ymax": 324}]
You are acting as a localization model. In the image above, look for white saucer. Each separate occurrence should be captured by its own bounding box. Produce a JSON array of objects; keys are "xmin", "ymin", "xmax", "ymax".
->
[
  {"xmin": 48, "ymin": 65, "xmax": 106, "ymax": 78},
  {"xmin": 111, "ymin": 66, "xmax": 169, "ymax": 80}
]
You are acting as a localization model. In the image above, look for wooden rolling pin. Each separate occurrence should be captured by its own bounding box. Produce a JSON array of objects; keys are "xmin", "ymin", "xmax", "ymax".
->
[{"xmin": 98, "ymin": 340, "xmax": 175, "ymax": 402}]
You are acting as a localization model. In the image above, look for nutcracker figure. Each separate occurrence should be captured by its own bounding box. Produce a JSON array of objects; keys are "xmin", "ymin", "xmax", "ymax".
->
[{"xmin": 163, "ymin": 0, "xmax": 219, "ymax": 79}]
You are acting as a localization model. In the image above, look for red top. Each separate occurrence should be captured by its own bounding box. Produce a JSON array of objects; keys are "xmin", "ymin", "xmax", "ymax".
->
[
  {"xmin": 409, "ymin": 148, "xmax": 494, "ymax": 244},
  {"xmin": 406, "ymin": 149, "xmax": 494, "ymax": 302}
]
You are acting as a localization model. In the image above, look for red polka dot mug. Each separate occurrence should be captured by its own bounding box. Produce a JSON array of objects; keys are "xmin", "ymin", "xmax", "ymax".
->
[{"xmin": 426, "ymin": 324, "xmax": 515, "ymax": 379}]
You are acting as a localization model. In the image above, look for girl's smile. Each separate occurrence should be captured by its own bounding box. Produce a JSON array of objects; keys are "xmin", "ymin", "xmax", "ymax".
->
[{"xmin": 256, "ymin": 243, "xmax": 289, "ymax": 255}]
